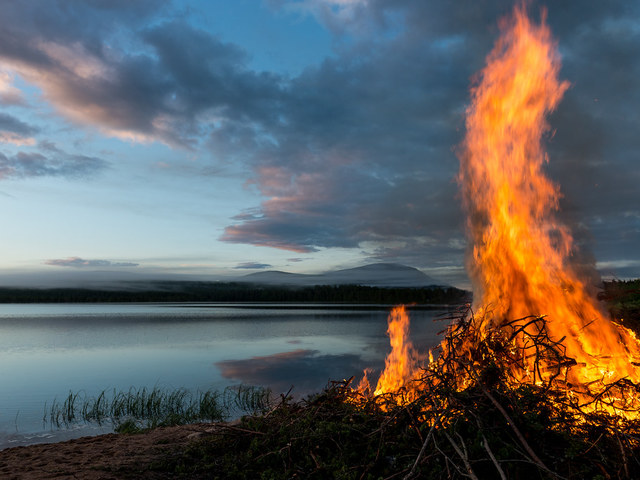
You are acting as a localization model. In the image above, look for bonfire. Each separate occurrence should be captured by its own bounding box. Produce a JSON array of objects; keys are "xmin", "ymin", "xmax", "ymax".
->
[{"xmin": 351, "ymin": 3, "xmax": 640, "ymax": 478}]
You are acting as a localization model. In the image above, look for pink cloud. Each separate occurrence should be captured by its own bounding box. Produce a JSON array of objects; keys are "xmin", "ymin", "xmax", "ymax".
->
[
  {"xmin": 0, "ymin": 131, "xmax": 35, "ymax": 146},
  {"xmin": 0, "ymin": 71, "xmax": 26, "ymax": 106}
]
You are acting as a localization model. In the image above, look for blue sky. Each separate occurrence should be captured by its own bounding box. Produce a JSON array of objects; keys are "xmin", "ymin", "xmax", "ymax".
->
[{"xmin": 0, "ymin": 0, "xmax": 638, "ymax": 289}]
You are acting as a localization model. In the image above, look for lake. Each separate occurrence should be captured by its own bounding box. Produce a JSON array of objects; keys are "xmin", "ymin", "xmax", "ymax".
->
[{"xmin": 0, "ymin": 303, "xmax": 452, "ymax": 449}]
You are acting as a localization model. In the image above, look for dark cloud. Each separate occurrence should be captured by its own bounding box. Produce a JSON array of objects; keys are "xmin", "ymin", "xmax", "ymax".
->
[
  {"xmin": 219, "ymin": 2, "xmax": 476, "ymax": 269},
  {"xmin": 0, "ymin": 113, "xmax": 38, "ymax": 136},
  {"xmin": 45, "ymin": 257, "xmax": 139, "ymax": 268},
  {"xmin": 220, "ymin": 1, "xmax": 640, "ymax": 281},
  {"xmin": 216, "ymin": 349, "xmax": 367, "ymax": 395},
  {"xmin": 234, "ymin": 262, "xmax": 273, "ymax": 270},
  {"xmin": 0, "ymin": 113, "xmax": 39, "ymax": 145},
  {"xmin": 0, "ymin": 2, "xmax": 282, "ymax": 147},
  {"xmin": 0, "ymin": 0, "xmax": 166, "ymax": 45}
]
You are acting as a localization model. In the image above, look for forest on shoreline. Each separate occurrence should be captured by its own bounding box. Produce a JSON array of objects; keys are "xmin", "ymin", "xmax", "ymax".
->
[
  {"xmin": 0, "ymin": 280, "xmax": 637, "ymax": 317},
  {"xmin": 0, "ymin": 281, "xmax": 470, "ymax": 305}
]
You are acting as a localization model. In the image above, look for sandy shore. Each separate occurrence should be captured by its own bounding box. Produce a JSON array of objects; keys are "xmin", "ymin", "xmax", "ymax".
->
[{"xmin": 0, "ymin": 423, "xmax": 215, "ymax": 479}]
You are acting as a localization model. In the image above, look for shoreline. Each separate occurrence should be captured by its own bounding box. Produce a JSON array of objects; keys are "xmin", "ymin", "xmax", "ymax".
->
[
  {"xmin": 0, "ymin": 424, "xmax": 114, "ymax": 452},
  {"xmin": 0, "ymin": 422, "xmax": 215, "ymax": 479}
]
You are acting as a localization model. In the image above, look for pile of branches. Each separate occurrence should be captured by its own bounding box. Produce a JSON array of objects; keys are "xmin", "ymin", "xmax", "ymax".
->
[{"xmin": 156, "ymin": 309, "xmax": 640, "ymax": 479}]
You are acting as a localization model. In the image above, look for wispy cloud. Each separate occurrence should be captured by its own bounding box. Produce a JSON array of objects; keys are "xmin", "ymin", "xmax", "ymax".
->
[
  {"xmin": 233, "ymin": 262, "xmax": 273, "ymax": 270},
  {"xmin": 45, "ymin": 257, "xmax": 139, "ymax": 268},
  {"xmin": 0, "ymin": 148, "xmax": 107, "ymax": 179},
  {"xmin": 0, "ymin": 4, "xmax": 283, "ymax": 148},
  {"xmin": 0, "ymin": 113, "xmax": 38, "ymax": 145},
  {"xmin": 275, "ymin": 0, "xmax": 383, "ymax": 38},
  {"xmin": 0, "ymin": 71, "xmax": 26, "ymax": 106}
]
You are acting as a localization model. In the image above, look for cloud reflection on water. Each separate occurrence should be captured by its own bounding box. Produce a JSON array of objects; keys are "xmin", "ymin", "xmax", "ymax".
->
[{"xmin": 216, "ymin": 348, "xmax": 375, "ymax": 396}]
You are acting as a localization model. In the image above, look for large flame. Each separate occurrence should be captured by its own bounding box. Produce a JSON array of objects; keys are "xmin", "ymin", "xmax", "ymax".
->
[
  {"xmin": 458, "ymin": 4, "xmax": 640, "ymax": 407},
  {"xmin": 358, "ymin": 4, "xmax": 640, "ymax": 418}
]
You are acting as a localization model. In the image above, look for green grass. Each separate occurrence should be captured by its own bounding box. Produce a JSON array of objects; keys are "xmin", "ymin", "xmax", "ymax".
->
[{"xmin": 45, "ymin": 385, "xmax": 273, "ymax": 431}]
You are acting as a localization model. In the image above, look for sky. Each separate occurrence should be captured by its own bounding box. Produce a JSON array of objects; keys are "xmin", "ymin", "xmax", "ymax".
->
[{"xmin": 0, "ymin": 0, "xmax": 638, "ymax": 289}]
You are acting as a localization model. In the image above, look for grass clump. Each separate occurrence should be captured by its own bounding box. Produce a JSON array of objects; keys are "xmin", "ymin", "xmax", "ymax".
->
[{"xmin": 46, "ymin": 385, "xmax": 272, "ymax": 431}]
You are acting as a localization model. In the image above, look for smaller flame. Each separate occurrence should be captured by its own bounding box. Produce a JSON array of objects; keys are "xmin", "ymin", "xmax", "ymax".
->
[
  {"xmin": 374, "ymin": 306, "xmax": 421, "ymax": 395},
  {"xmin": 355, "ymin": 368, "xmax": 373, "ymax": 394},
  {"xmin": 357, "ymin": 306, "xmax": 422, "ymax": 401}
]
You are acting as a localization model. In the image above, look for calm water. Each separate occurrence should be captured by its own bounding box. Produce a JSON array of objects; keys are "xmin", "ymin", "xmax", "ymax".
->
[{"xmin": 0, "ymin": 303, "xmax": 451, "ymax": 449}]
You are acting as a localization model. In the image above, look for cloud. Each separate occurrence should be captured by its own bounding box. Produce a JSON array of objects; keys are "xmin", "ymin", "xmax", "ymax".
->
[
  {"xmin": 0, "ymin": 113, "xmax": 38, "ymax": 136},
  {"xmin": 0, "ymin": 146, "xmax": 107, "ymax": 179},
  {"xmin": 218, "ymin": 28, "xmax": 469, "ymax": 267},
  {"xmin": 234, "ymin": 262, "xmax": 273, "ymax": 270},
  {"xmin": 0, "ymin": 71, "xmax": 26, "ymax": 106},
  {"xmin": 277, "ymin": 0, "xmax": 384, "ymax": 38},
  {"xmin": 0, "ymin": 0, "xmax": 472, "ymax": 272},
  {"xmin": 217, "ymin": 1, "xmax": 640, "ymax": 281},
  {"xmin": 0, "ymin": 2, "xmax": 283, "ymax": 148},
  {"xmin": 45, "ymin": 257, "xmax": 139, "ymax": 268},
  {"xmin": 0, "ymin": 113, "xmax": 38, "ymax": 145}
]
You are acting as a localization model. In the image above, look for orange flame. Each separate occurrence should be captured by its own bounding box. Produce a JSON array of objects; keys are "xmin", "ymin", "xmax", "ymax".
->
[
  {"xmin": 457, "ymin": 4, "xmax": 640, "ymax": 414},
  {"xmin": 357, "ymin": 5, "xmax": 640, "ymax": 419},
  {"xmin": 356, "ymin": 305, "xmax": 422, "ymax": 404},
  {"xmin": 374, "ymin": 306, "xmax": 420, "ymax": 396}
]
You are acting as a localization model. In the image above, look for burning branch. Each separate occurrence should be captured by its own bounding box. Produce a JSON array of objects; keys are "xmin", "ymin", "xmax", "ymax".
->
[{"xmin": 353, "ymin": 305, "xmax": 640, "ymax": 477}]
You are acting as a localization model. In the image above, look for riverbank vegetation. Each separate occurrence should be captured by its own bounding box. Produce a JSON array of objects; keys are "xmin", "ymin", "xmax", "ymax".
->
[{"xmin": 46, "ymin": 385, "xmax": 273, "ymax": 433}]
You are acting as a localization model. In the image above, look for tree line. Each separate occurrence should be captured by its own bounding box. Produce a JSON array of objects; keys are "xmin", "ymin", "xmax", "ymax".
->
[{"xmin": 0, "ymin": 282, "xmax": 470, "ymax": 305}]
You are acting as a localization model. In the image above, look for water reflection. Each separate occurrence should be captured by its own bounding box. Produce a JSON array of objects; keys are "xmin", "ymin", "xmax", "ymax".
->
[
  {"xmin": 0, "ymin": 303, "xmax": 449, "ymax": 449},
  {"xmin": 216, "ymin": 349, "xmax": 373, "ymax": 396}
]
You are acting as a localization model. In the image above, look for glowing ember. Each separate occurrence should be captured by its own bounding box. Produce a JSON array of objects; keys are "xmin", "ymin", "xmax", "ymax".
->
[{"xmin": 358, "ymin": 4, "xmax": 640, "ymax": 419}]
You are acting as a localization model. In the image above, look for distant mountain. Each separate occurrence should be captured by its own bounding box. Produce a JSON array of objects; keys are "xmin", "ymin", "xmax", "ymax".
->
[
  {"xmin": 242, "ymin": 270, "xmax": 304, "ymax": 284},
  {"xmin": 241, "ymin": 263, "xmax": 445, "ymax": 287}
]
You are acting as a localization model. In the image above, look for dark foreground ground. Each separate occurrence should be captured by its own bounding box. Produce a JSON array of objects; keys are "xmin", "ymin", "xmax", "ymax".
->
[{"xmin": 0, "ymin": 423, "xmax": 221, "ymax": 480}]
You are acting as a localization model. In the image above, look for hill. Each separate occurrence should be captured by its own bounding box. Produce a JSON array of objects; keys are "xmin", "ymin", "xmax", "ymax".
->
[{"xmin": 242, "ymin": 263, "xmax": 444, "ymax": 287}]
